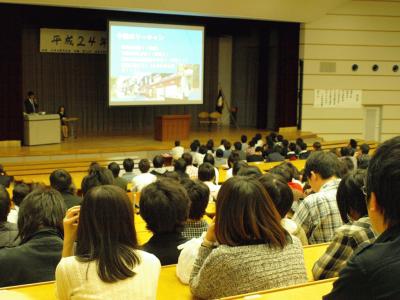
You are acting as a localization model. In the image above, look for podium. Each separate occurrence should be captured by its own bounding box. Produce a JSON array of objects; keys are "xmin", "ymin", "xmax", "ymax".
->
[
  {"xmin": 154, "ymin": 115, "xmax": 191, "ymax": 141},
  {"xmin": 23, "ymin": 114, "xmax": 60, "ymax": 146}
]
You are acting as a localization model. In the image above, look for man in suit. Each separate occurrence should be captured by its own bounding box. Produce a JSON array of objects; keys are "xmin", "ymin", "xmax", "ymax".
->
[{"xmin": 24, "ymin": 91, "xmax": 38, "ymax": 114}]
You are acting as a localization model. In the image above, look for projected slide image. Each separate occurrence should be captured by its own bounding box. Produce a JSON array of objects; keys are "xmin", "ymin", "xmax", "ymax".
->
[{"xmin": 109, "ymin": 22, "xmax": 204, "ymax": 106}]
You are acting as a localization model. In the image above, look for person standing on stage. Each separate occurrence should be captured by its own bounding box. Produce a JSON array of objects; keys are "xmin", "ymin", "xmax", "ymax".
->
[
  {"xmin": 24, "ymin": 91, "xmax": 39, "ymax": 114},
  {"xmin": 57, "ymin": 106, "xmax": 68, "ymax": 139},
  {"xmin": 215, "ymin": 89, "xmax": 224, "ymax": 114}
]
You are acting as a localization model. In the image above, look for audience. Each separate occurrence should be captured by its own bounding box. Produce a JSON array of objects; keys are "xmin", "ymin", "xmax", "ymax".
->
[
  {"xmin": 214, "ymin": 149, "xmax": 227, "ymax": 168},
  {"xmin": 225, "ymin": 152, "xmax": 240, "ymax": 179},
  {"xmin": 298, "ymin": 142, "xmax": 310, "ymax": 159},
  {"xmin": 205, "ymin": 139, "xmax": 214, "ymax": 154},
  {"xmin": 198, "ymin": 163, "xmax": 220, "ymax": 201},
  {"xmin": 203, "ymin": 153, "xmax": 219, "ymax": 184},
  {"xmin": 286, "ymin": 142, "xmax": 298, "ymax": 160},
  {"xmin": 312, "ymin": 141, "xmax": 322, "ymax": 151},
  {"xmin": 108, "ymin": 162, "xmax": 128, "ymax": 190},
  {"xmin": 222, "ymin": 141, "xmax": 232, "ymax": 158},
  {"xmin": 7, "ymin": 183, "xmax": 30, "ymax": 224},
  {"xmin": 232, "ymin": 161, "xmax": 249, "ymax": 176},
  {"xmin": 189, "ymin": 176, "xmax": 307, "ymax": 299},
  {"xmin": 233, "ymin": 141, "xmax": 246, "ymax": 160},
  {"xmin": 81, "ymin": 167, "xmax": 114, "ymax": 196},
  {"xmin": 266, "ymin": 144, "xmax": 285, "ymax": 162},
  {"xmin": 292, "ymin": 151, "xmax": 342, "ymax": 244},
  {"xmin": 0, "ymin": 188, "xmax": 66, "ymax": 287},
  {"xmin": 121, "ymin": 158, "xmax": 135, "ymax": 182},
  {"xmin": 56, "ymin": 185, "xmax": 160, "ymax": 299},
  {"xmin": 0, "ymin": 164, "xmax": 12, "ymax": 188},
  {"xmin": 357, "ymin": 143, "xmax": 371, "ymax": 169},
  {"xmin": 236, "ymin": 166, "xmax": 262, "ymax": 178},
  {"xmin": 151, "ymin": 155, "xmax": 167, "ymax": 177},
  {"xmin": 189, "ymin": 142, "xmax": 202, "ymax": 166},
  {"xmin": 132, "ymin": 159, "xmax": 157, "ymax": 193},
  {"xmin": 50, "ymin": 169, "xmax": 82, "ymax": 208},
  {"xmin": 325, "ymin": 136, "xmax": 400, "ymax": 299},
  {"xmin": 246, "ymin": 146, "xmax": 264, "ymax": 162},
  {"xmin": 140, "ymin": 179, "xmax": 189, "ymax": 265},
  {"xmin": 181, "ymin": 180, "xmax": 210, "ymax": 239},
  {"xmin": 240, "ymin": 135, "xmax": 248, "ymax": 152},
  {"xmin": 171, "ymin": 140, "xmax": 185, "ymax": 161},
  {"xmin": 0, "ymin": 186, "xmax": 19, "ymax": 248},
  {"xmin": 182, "ymin": 153, "xmax": 198, "ymax": 180},
  {"xmin": 173, "ymin": 158, "xmax": 190, "ymax": 180},
  {"xmin": 313, "ymin": 169, "xmax": 376, "ymax": 280}
]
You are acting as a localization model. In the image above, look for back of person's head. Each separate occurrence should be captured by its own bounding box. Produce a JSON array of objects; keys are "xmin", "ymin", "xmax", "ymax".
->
[
  {"xmin": 258, "ymin": 173, "xmax": 294, "ymax": 218},
  {"xmin": 272, "ymin": 144, "xmax": 283, "ymax": 155},
  {"xmin": 198, "ymin": 145, "xmax": 207, "ymax": 155},
  {"xmin": 123, "ymin": 158, "xmax": 134, "ymax": 172},
  {"xmin": 153, "ymin": 155, "xmax": 165, "ymax": 168},
  {"xmin": 17, "ymin": 187, "xmax": 65, "ymax": 243},
  {"xmin": 337, "ymin": 169, "xmax": 367, "ymax": 223},
  {"xmin": 50, "ymin": 169, "xmax": 73, "ymax": 193},
  {"xmin": 193, "ymin": 139, "xmax": 200, "ymax": 149},
  {"xmin": 12, "ymin": 183, "xmax": 30, "ymax": 207},
  {"xmin": 0, "ymin": 186, "xmax": 10, "ymax": 223},
  {"xmin": 360, "ymin": 143, "xmax": 370, "ymax": 155},
  {"xmin": 220, "ymin": 139, "xmax": 226, "ymax": 146},
  {"xmin": 198, "ymin": 163, "xmax": 215, "ymax": 182},
  {"xmin": 296, "ymin": 138, "xmax": 304, "ymax": 146},
  {"xmin": 174, "ymin": 140, "xmax": 180, "ymax": 147},
  {"xmin": 304, "ymin": 151, "xmax": 340, "ymax": 180},
  {"xmin": 249, "ymin": 140, "xmax": 256, "ymax": 147},
  {"xmin": 241, "ymin": 135, "xmax": 247, "ymax": 143},
  {"xmin": 277, "ymin": 135, "xmax": 283, "ymax": 142},
  {"xmin": 228, "ymin": 151, "xmax": 240, "ymax": 168},
  {"xmin": 340, "ymin": 146, "xmax": 351, "ymax": 157},
  {"xmin": 206, "ymin": 139, "xmax": 214, "ymax": 151},
  {"xmin": 181, "ymin": 179, "xmax": 209, "ymax": 220},
  {"xmin": 164, "ymin": 171, "xmax": 181, "ymax": 181},
  {"xmin": 190, "ymin": 142, "xmax": 198, "ymax": 152},
  {"xmin": 203, "ymin": 153, "xmax": 215, "ymax": 165},
  {"xmin": 366, "ymin": 136, "xmax": 400, "ymax": 227},
  {"xmin": 224, "ymin": 141, "xmax": 231, "ymax": 151},
  {"xmin": 88, "ymin": 162, "xmax": 101, "ymax": 174},
  {"xmin": 340, "ymin": 157, "xmax": 355, "ymax": 176},
  {"xmin": 237, "ymin": 166, "xmax": 262, "ymax": 178},
  {"xmin": 81, "ymin": 167, "xmax": 114, "ymax": 196},
  {"xmin": 282, "ymin": 139, "xmax": 289, "ymax": 148},
  {"xmin": 28, "ymin": 91, "xmax": 34, "ymax": 97},
  {"xmin": 349, "ymin": 139, "xmax": 358, "ymax": 149},
  {"xmin": 255, "ymin": 146, "xmax": 263, "ymax": 153},
  {"xmin": 300, "ymin": 142, "xmax": 308, "ymax": 151},
  {"xmin": 76, "ymin": 185, "xmax": 139, "ymax": 283},
  {"xmin": 280, "ymin": 161, "xmax": 300, "ymax": 180},
  {"xmin": 174, "ymin": 158, "xmax": 187, "ymax": 173},
  {"xmin": 234, "ymin": 141, "xmax": 242, "ymax": 151},
  {"xmin": 215, "ymin": 176, "xmax": 287, "ymax": 247},
  {"xmin": 182, "ymin": 152, "xmax": 193, "ymax": 165},
  {"xmin": 313, "ymin": 141, "xmax": 322, "ymax": 151},
  {"xmin": 107, "ymin": 162, "xmax": 121, "ymax": 178},
  {"xmin": 288, "ymin": 142, "xmax": 297, "ymax": 152},
  {"xmin": 138, "ymin": 159, "xmax": 151, "ymax": 173},
  {"xmin": 232, "ymin": 161, "xmax": 249, "ymax": 176},
  {"xmin": 140, "ymin": 178, "xmax": 189, "ymax": 234},
  {"xmin": 269, "ymin": 165, "xmax": 292, "ymax": 183},
  {"xmin": 215, "ymin": 149, "xmax": 224, "ymax": 158}
]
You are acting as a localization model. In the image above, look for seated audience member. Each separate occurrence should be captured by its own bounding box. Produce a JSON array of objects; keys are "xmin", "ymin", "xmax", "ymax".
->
[
  {"xmin": 198, "ymin": 163, "xmax": 220, "ymax": 201},
  {"xmin": 57, "ymin": 185, "xmax": 160, "ymax": 300},
  {"xmin": 240, "ymin": 135, "xmax": 248, "ymax": 152},
  {"xmin": 217, "ymin": 139, "xmax": 226, "ymax": 151},
  {"xmin": 189, "ymin": 176, "xmax": 307, "ymax": 299},
  {"xmin": 173, "ymin": 158, "xmax": 190, "ymax": 180},
  {"xmin": 140, "ymin": 179, "xmax": 189, "ymax": 265},
  {"xmin": 258, "ymin": 174, "xmax": 308, "ymax": 245},
  {"xmin": 132, "ymin": 159, "xmax": 157, "ymax": 193},
  {"xmin": 246, "ymin": 140, "xmax": 256, "ymax": 156},
  {"xmin": 182, "ymin": 153, "xmax": 198, "ymax": 180},
  {"xmin": 50, "ymin": 169, "xmax": 82, "ymax": 208},
  {"xmin": 247, "ymin": 146, "xmax": 264, "ymax": 162},
  {"xmin": 281, "ymin": 139, "xmax": 289, "ymax": 157},
  {"xmin": 0, "ymin": 188, "xmax": 66, "ymax": 287},
  {"xmin": 237, "ymin": 166, "xmax": 262, "ymax": 178},
  {"xmin": 181, "ymin": 180, "xmax": 210, "ymax": 239},
  {"xmin": 313, "ymin": 169, "xmax": 376, "ymax": 280},
  {"xmin": 197, "ymin": 145, "xmax": 207, "ymax": 164},
  {"xmin": 232, "ymin": 161, "xmax": 249, "ymax": 177},
  {"xmin": 313, "ymin": 141, "xmax": 322, "ymax": 151},
  {"xmin": 189, "ymin": 142, "xmax": 202, "ymax": 166},
  {"xmin": 275, "ymin": 134, "xmax": 284, "ymax": 146},
  {"xmin": 81, "ymin": 167, "xmax": 114, "ymax": 196},
  {"xmin": 203, "ymin": 153, "xmax": 219, "ymax": 184},
  {"xmin": 338, "ymin": 157, "xmax": 355, "ymax": 179},
  {"xmin": 171, "ymin": 140, "xmax": 185, "ymax": 161},
  {"xmin": 7, "ymin": 183, "xmax": 30, "ymax": 224},
  {"xmin": 163, "ymin": 171, "xmax": 181, "ymax": 181},
  {"xmin": 233, "ymin": 141, "xmax": 246, "ymax": 161},
  {"xmin": 214, "ymin": 149, "xmax": 227, "ymax": 168},
  {"xmin": 286, "ymin": 142, "xmax": 298, "ymax": 160},
  {"xmin": 324, "ymin": 136, "xmax": 400, "ymax": 299},
  {"xmin": 298, "ymin": 142, "xmax": 310, "ymax": 160},
  {"xmin": 0, "ymin": 186, "xmax": 19, "ymax": 248},
  {"xmin": 255, "ymin": 133, "xmax": 264, "ymax": 148},
  {"xmin": 222, "ymin": 141, "xmax": 232, "ymax": 158},
  {"xmin": 292, "ymin": 152, "xmax": 342, "ymax": 244},
  {"xmin": 340, "ymin": 146, "xmax": 357, "ymax": 169},
  {"xmin": 296, "ymin": 138, "xmax": 304, "ymax": 152},
  {"xmin": 121, "ymin": 158, "xmax": 135, "ymax": 182},
  {"xmin": 225, "ymin": 152, "xmax": 240, "ymax": 179},
  {"xmin": 266, "ymin": 144, "xmax": 285, "ymax": 162},
  {"xmin": 348, "ymin": 138, "xmax": 358, "ymax": 156},
  {"xmin": 108, "ymin": 162, "xmax": 128, "ymax": 191},
  {"xmin": 357, "ymin": 143, "xmax": 371, "ymax": 169},
  {"xmin": 0, "ymin": 164, "xmax": 12, "ymax": 188},
  {"xmin": 206, "ymin": 139, "xmax": 214, "ymax": 154},
  {"xmin": 151, "ymin": 155, "xmax": 167, "ymax": 177}
]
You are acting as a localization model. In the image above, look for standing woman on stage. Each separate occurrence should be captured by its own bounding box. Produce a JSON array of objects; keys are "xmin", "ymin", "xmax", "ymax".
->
[
  {"xmin": 56, "ymin": 185, "xmax": 161, "ymax": 300},
  {"xmin": 57, "ymin": 106, "xmax": 68, "ymax": 139}
]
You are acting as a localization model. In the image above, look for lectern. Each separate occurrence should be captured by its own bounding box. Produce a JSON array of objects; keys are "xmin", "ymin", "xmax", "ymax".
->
[
  {"xmin": 154, "ymin": 115, "xmax": 191, "ymax": 141},
  {"xmin": 24, "ymin": 114, "xmax": 60, "ymax": 146}
]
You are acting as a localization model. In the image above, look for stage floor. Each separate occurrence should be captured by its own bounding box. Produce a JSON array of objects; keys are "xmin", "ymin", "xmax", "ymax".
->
[{"xmin": 0, "ymin": 127, "xmax": 318, "ymax": 161}]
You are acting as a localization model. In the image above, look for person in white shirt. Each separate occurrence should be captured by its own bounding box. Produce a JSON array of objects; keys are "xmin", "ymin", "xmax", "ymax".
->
[
  {"xmin": 57, "ymin": 185, "xmax": 161, "ymax": 300},
  {"xmin": 203, "ymin": 153, "xmax": 220, "ymax": 184},
  {"xmin": 7, "ymin": 183, "xmax": 30, "ymax": 224},
  {"xmin": 171, "ymin": 140, "xmax": 185, "ymax": 161},
  {"xmin": 132, "ymin": 159, "xmax": 157, "ymax": 192},
  {"xmin": 189, "ymin": 142, "xmax": 202, "ymax": 166},
  {"xmin": 183, "ymin": 153, "xmax": 198, "ymax": 180},
  {"xmin": 198, "ymin": 163, "xmax": 220, "ymax": 202}
]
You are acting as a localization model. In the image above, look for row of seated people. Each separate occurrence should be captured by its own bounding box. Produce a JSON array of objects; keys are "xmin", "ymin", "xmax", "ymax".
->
[{"xmin": 0, "ymin": 135, "xmax": 392, "ymax": 300}]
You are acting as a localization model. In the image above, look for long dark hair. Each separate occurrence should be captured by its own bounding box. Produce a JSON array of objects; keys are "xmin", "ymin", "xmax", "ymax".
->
[{"xmin": 75, "ymin": 185, "xmax": 140, "ymax": 283}]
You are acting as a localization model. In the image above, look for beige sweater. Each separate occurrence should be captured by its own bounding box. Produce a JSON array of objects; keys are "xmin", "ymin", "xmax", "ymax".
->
[{"xmin": 190, "ymin": 236, "xmax": 307, "ymax": 299}]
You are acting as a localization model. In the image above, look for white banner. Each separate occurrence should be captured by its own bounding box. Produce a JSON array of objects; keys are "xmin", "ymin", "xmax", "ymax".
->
[
  {"xmin": 40, "ymin": 28, "xmax": 107, "ymax": 54},
  {"xmin": 313, "ymin": 89, "xmax": 362, "ymax": 108}
]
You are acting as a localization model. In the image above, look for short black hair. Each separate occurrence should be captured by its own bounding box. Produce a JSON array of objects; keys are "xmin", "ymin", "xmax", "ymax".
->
[
  {"xmin": 138, "ymin": 159, "xmax": 151, "ymax": 173},
  {"xmin": 269, "ymin": 165, "xmax": 292, "ymax": 183},
  {"xmin": 288, "ymin": 142, "xmax": 297, "ymax": 152},
  {"xmin": 282, "ymin": 140, "xmax": 289, "ymax": 148},
  {"xmin": 303, "ymin": 151, "xmax": 340, "ymax": 180},
  {"xmin": 255, "ymin": 146, "xmax": 263, "ymax": 152},
  {"xmin": 190, "ymin": 142, "xmax": 198, "ymax": 152},
  {"xmin": 313, "ymin": 141, "xmax": 322, "ymax": 151},
  {"xmin": 182, "ymin": 152, "xmax": 193, "ymax": 165},
  {"xmin": 300, "ymin": 142, "xmax": 308, "ymax": 151},
  {"xmin": 337, "ymin": 170, "xmax": 367, "ymax": 223},
  {"xmin": 237, "ymin": 166, "xmax": 262, "ymax": 178},
  {"xmin": 140, "ymin": 179, "xmax": 189, "ymax": 234},
  {"xmin": 215, "ymin": 149, "xmax": 224, "ymax": 158},
  {"xmin": 107, "ymin": 162, "xmax": 121, "ymax": 178},
  {"xmin": 50, "ymin": 169, "xmax": 73, "ymax": 193},
  {"xmin": 81, "ymin": 168, "xmax": 114, "ymax": 196},
  {"xmin": 349, "ymin": 139, "xmax": 358, "ymax": 149},
  {"xmin": 198, "ymin": 163, "xmax": 215, "ymax": 182},
  {"xmin": 224, "ymin": 141, "xmax": 231, "ymax": 150},
  {"xmin": 175, "ymin": 140, "xmax": 180, "ymax": 147},
  {"xmin": 153, "ymin": 155, "xmax": 165, "ymax": 168},
  {"xmin": 273, "ymin": 144, "xmax": 283, "ymax": 155},
  {"xmin": 228, "ymin": 151, "xmax": 240, "ymax": 168},
  {"xmin": 199, "ymin": 145, "xmax": 207, "ymax": 155},
  {"xmin": 181, "ymin": 179, "xmax": 209, "ymax": 220},
  {"xmin": 123, "ymin": 158, "xmax": 134, "ymax": 172},
  {"xmin": 206, "ymin": 139, "xmax": 214, "ymax": 151},
  {"xmin": 0, "ymin": 186, "xmax": 10, "ymax": 223},
  {"xmin": 360, "ymin": 143, "xmax": 370, "ymax": 154},
  {"xmin": 232, "ymin": 161, "xmax": 249, "ymax": 176},
  {"xmin": 27, "ymin": 91, "xmax": 34, "ymax": 97},
  {"xmin": 340, "ymin": 147, "xmax": 351, "ymax": 157},
  {"xmin": 234, "ymin": 141, "xmax": 242, "ymax": 151},
  {"xmin": 241, "ymin": 135, "xmax": 247, "ymax": 143},
  {"xmin": 203, "ymin": 153, "xmax": 215, "ymax": 165},
  {"xmin": 174, "ymin": 158, "xmax": 187, "ymax": 173},
  {"xmin": 366, "ymin": 136, "xmax": 400, "ymax": 226},
  {"xmin": 277, "ymin": 135, "xmax": 283, "ymax": 142},
  {"xmin": 12, "ymin": 183, "xmax": 30, "ymax": 206},
  {"xmin": 296, "ymin": 138, "xmax": 304, "ymax": 146}
]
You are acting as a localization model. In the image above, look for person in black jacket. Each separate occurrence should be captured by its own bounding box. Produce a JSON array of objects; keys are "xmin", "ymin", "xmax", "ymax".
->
[
  {"xmin": 50, "ymin": 169, "xmax": 82, "ymax": 209},
  {"xmin": 0, "ymin": 188, "xmax": 66, "ymax": 287},
  {"xmin": 24, "ymin": 91, "xmax": 39, "ymax": 114}
]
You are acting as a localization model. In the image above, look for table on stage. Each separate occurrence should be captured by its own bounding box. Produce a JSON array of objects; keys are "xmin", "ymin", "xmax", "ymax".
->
[
  {"xmin": 64, "ymin": 117, "xmax": 79, "ymax": 139},
  {"xmin": 154, "ymin": 114, "xmax": 191, "ymax": 141}
]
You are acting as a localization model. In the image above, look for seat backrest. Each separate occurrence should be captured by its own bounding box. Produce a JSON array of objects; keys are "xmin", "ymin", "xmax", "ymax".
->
[
  {"xmin": 198, "ymin": 111, "xmax": 209, "ymax": 119},
  {"xmin": 209, "ymin": 111, "xmax": 222, "ymax": 119}
]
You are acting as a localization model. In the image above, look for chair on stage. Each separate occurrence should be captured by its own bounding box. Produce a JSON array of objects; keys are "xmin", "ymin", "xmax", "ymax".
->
[
  {"xmin": 209, "ymin": 111, "xmax": 222, "ymax": 129},
  {"xmin": 198, "ymin": 111, "xmax": 209, "ymax": 129}
]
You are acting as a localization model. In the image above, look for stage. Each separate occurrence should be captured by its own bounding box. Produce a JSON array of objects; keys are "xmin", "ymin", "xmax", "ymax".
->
[{"xmin": 0, "ymin": 127, "xmax": 318, "ymax": 163}]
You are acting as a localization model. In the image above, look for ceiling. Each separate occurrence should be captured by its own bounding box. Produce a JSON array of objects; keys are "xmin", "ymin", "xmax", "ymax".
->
[{"xmin": 0, "ymin": 0, "xmax": 350, "ymax": 23}]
